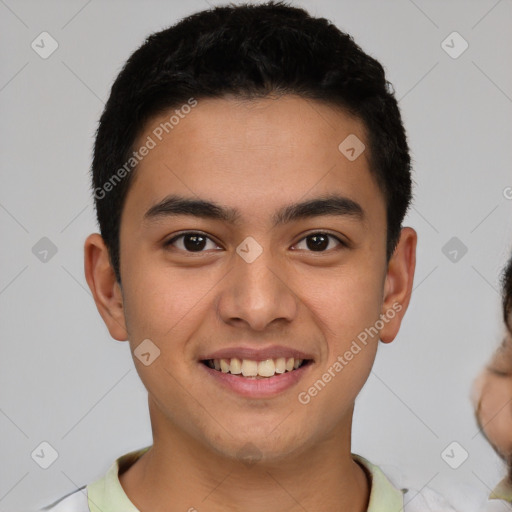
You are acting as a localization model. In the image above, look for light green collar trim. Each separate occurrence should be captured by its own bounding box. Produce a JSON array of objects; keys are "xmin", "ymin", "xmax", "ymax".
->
[
  {"xmin": 353, "ymin": 455, "xmax": 405, "ymax": 511},
  {"xmin": 490, "ymin": 477, "xmax": 512, "ymax": 502},
  {"xmin": 87, "ymin": 446, "xmax": 151, "ymax": 512},
  {"xmin": 87, "ymin": 448, "xmax": 403, "ymax": 512}
]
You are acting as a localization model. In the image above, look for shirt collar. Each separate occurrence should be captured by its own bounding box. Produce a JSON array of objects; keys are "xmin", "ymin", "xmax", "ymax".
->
[
  {"xmin": 87, "ymin": 447, "xmax": 404, "ymax": 512},
  {"xmin": 489, "ymin": 476, "xmax": 512, "ymax": 502},
  {"xmin": 87, "ymin": 446, "xmax": 151, "ymax": 512},
  {"xmin": 353, "ymin": 454, "xmax": 405, "ymax": 511}
]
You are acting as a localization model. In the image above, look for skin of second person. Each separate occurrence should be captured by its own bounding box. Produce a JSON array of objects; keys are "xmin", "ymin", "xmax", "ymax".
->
[
  {"xmin": 473, "ymin": 331, "xmax": 512, "ymax": 463},
  {"xmin": 83, "ymin": 94, "xmax": 417, "ymax": 511}
]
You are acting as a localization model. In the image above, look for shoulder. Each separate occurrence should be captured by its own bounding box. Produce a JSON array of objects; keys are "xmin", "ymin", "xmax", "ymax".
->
[
  {"xmin": 380, "ymin": 462, "xmax": 512, "ymax": 511},
  {"xmin": 38, "ymin": 486, "xmax": 89, "ymax": 512},
  {"xmin": 402, "ymin": 487, "xmax": 459, "ymax": 512}
]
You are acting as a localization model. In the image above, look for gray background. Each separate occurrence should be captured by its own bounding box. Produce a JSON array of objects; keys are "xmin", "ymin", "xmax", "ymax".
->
[{"xmin": 1, "ymin": 0, "xmax": 511, "ymax": 510}]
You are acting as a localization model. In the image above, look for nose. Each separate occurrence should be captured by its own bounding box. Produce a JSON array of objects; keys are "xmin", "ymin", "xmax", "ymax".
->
[{"xmin": 216, "ymin": 242, "xmax": 299, "ymax": 332}]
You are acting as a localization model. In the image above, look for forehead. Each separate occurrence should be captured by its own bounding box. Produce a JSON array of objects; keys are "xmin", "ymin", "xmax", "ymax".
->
[
  {"xmin": 123, "ymin": 95, "xmax": 384, "ymax": 227},
  {"xmin": 140, "ymin": 95, "xmax": 368, "ymax": 163}
]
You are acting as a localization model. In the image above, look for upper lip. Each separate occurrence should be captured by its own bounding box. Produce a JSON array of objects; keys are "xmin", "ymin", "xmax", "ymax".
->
[{"xmin": 199, "ymin": 345, "xmax": 315, "ymax": 362}]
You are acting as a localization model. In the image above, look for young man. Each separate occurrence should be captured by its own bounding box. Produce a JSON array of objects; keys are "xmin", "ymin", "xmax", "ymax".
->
[{"xmin": 40, "ymin": 2, "xmax": 454, "ymax": 511}]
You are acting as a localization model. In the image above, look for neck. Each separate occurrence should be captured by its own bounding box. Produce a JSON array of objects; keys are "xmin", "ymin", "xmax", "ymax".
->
[{"xmin": 119, "ymin": 399, "xmax": 370, "ymax": 512}]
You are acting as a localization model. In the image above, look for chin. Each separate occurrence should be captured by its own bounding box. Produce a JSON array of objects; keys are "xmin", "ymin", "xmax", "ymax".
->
[{"xmin": 206, "ymin": 431, "xmax": 307, "ymax": 465}]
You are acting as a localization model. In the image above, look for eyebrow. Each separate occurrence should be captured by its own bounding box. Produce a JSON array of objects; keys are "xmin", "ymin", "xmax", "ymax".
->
[{"xmin": 143, "ymin": 193, "xmax": 365, "ymax": 227}]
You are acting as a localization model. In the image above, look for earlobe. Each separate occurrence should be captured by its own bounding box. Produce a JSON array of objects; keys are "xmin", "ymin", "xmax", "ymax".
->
[
  {"xmin": 84, "ymin": 233, "xmax": 128, "ymax": 341},
  {"xmin": 379, "ymin": 227, "xmax": 417, "ymax": 344}
]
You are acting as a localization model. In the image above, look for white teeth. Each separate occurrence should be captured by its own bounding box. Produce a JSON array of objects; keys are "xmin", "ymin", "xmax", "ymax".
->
[
  {"xmin": 275, "ymin": 357, "xmax": 286, "ymax": 374},
  {"xmin": 241, "ymin": 359, "xmax": 258, "ymax": 377},
  {"xmin": 258, "ymin": 359, "xmax": 275, "ymax": 377},
  {"xmin": 230, "ymin": 357, "xmax": 242, "ymax": 374},
  {"xmin": 207, "ymin": 357, "xmax": 307, "ymax": 377},
  {"xmin": 220, "ymin": 358, "xmax": 230, "ymax": 373}
]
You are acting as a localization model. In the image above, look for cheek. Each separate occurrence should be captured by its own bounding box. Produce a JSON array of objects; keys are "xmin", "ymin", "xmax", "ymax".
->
[
  {"xmin": 479, "ymin": 376, "xmax": 512, "ymax": 455},
  {"xmin": 122, "ymin": 257, "xmax": 217, "ymax": 342},
  {"xmin": 297, "ymin": 269, "xmax": 383, "ymax": 406},
  {"xmin": 120, "ymin": 259, "xmax": 227, "ymax": 396},
  {"xmin": 313, "ymin": 267, "xmax": 384, "ymax": 352}
]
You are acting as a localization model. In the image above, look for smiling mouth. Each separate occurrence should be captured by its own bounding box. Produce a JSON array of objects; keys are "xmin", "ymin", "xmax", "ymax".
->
[{"xmin": 202, "ymin": 357, "xmax": 312, "ymax": 378}]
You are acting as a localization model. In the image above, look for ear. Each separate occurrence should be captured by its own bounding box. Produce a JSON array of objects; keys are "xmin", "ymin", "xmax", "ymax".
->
[
  {"xmin": 379, "ymin": 227, "xmax": 417, "ymax": 344},
  {"xmin": 84, "ymin": 233, "xmax": 128, "ymax": 341}
]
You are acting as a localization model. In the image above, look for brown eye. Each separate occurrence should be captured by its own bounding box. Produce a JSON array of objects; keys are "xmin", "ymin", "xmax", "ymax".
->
[
  {"xmin": 165, "ymin": 232, "xmax": 220, "ymax": 253},
  {"xmin": 293, "ymin": 232, "xmax": 344, "ymax": 252}
]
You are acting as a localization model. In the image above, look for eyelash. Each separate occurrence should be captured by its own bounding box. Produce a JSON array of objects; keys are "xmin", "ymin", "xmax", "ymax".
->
[{"xmin": 163, "ymin": 231, "xmax": 347, "ymax": 253}]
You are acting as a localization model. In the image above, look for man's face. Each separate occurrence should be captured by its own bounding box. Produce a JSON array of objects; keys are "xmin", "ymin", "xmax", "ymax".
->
[{"xmin": 100, "ymin": 95, "xmax": 411, "ymax": 462}]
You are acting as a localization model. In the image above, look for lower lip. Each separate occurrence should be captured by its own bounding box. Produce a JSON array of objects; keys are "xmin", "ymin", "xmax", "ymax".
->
[{"xmin": 199, "ymin": 362, "xmax": 312, "ymax": 398}]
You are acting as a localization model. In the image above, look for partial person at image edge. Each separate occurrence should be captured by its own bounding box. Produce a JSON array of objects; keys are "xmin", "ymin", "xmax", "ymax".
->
[{"xmin": 471, "ymin": 252, "xmax": 512, "ymax": 510}]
